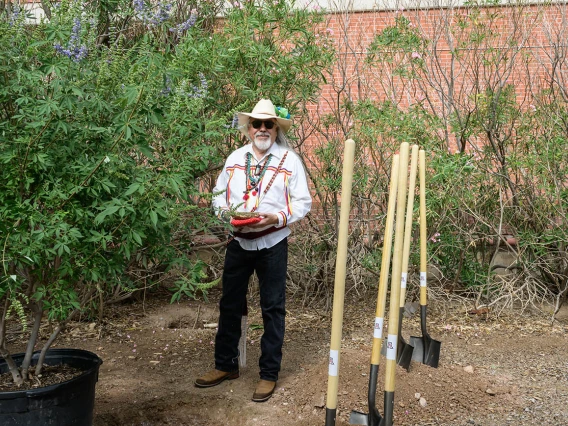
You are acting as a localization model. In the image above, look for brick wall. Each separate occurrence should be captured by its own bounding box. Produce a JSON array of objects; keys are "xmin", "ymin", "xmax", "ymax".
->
[
  {"xmin": 297, "ymin": 3, "xmax": 568, "ymax": 224},
  {"xmin": 304, "ymin": 4, "xmax": 568, "ymax": 152}
]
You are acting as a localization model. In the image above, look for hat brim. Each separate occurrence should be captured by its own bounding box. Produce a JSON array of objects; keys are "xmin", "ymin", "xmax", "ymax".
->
[{"xmin": 237, "ymin": 112, "xmax": 292, "ymax": 137}]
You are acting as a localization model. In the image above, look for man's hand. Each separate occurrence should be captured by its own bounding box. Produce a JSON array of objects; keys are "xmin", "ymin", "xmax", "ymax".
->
[{"xmin": 248, "ymin": 212, "xmax": 279, "ymax": 228}]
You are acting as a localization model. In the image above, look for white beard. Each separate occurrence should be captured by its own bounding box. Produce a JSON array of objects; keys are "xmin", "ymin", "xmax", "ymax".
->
[{"xmin": 253, "ymin": 134, "xmax": 273, "ymax": 152}]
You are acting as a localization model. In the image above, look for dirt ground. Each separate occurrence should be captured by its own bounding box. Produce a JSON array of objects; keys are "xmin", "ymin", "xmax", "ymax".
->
[{"xmin": 35, "ymin": 288, "xmax": 568, "ymax": 426}]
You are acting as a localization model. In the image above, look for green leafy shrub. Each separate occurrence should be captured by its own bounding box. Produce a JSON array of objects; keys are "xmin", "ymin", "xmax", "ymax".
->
[{"xmin": 0, "ymin": 0, "xmax": 333, "ymax": 383}]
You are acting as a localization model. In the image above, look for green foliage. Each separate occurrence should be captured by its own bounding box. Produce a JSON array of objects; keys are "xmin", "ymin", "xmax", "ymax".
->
[
  {"xmin": 0, "ymin": 0, "xmax": 333, "ymax": 352},
  {"xmin": 5, "ymin": 290, "xmax": 29, "ymax": 332},
  {"xmin": 302, "ymin": 97, "xmax": 445, "ymax": 299},
  {"xmin": 339, "ymin": 4, "xmax": 568, "ymax": 299},
  {"xmin": 423, "ymin": 92, "xmax": 568, "ymax": 292},
  {"xmin": 169, "ymin": 260, "xmax": 220, "ymax": 303},
  {"xmin": 367, "ymin": 15, "xmax": 427, "ymax": 78},
  {"xmin": 369, "ymin": 15, "xmax": 424, "ymax": 55}
]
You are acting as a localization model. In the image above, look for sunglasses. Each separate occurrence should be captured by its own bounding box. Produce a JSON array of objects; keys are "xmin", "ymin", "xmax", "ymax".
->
[{"xmin": 251, "ymin": 119, "xmax": 276, "ymax": 130}]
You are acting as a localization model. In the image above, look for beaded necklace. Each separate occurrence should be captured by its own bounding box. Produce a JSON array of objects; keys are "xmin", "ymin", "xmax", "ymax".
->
[
  {"xmin": 243, "ymin": 153, "xmax": 272, "ymax": 200},
  {"xmin": 227, "ymin": 151, "xmax": 289, "ymax": 245}
]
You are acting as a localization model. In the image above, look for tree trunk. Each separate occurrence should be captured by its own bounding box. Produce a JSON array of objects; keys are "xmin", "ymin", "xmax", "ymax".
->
[
  {"xmin": 40, "ymin": 0, "xmax": 51, "ymax": 20},
  {"xmin": 20, "ymin": 302, "xmax": 42, "ymax": 379},
  {"xmin": 0, "ymin": 298, "xmax": 24, "ymax": 385}
]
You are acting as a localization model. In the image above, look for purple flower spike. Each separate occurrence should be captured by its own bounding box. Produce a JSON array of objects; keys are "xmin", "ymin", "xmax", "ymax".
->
[
  {"xmin": 136, "ymin": 0, "xmax": 173, "ymax": 27},
  {"xmin": 170, "ymin": 11, "xmax": 198, "ymax": 34},
  {"xmin": 54, "ymin": 17, "xmax": 88, "ymax": 62}
]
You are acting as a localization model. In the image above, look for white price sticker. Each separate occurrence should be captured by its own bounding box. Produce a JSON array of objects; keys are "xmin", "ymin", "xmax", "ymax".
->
[
  {"xmin": 420, "ymin": 272, "xmax": 427, "ymax": 287},
  {"xmin": 373, "ymin": 317, "xmax": 384, "ymax": 339},
  {"xmin": 328, "ymin": 350, "xmax": 339, "ymax": 376},
  {"xmin": 401, "ymin": 272, "xmax": 407, "ymax": 289},
  {"xmin": 386, "ymin": 334, "xmax": 398, "ymax": 361}
]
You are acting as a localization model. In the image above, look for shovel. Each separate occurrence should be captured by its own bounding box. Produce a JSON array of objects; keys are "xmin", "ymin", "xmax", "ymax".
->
[
  {"xmin": 409, "ymin": 149, "xmax": 441, "ymax": 368},
  {"xmin": 325, "ymin": 139, "xmax": 356, "ymax": 426},
  {"xmin": 393, "ymin": 144, "xmax": 419, "ymax": 371},
  {"xmin": 382, "ymin": 142, "xmax": 410, "ymax": 426},
  {"xmin": 379, "ymin": 145, "xmax": 419, "ymax": 371},
  {"xmin": 349, "ymin": 154, "xmax": 400, "ymax": 426}
]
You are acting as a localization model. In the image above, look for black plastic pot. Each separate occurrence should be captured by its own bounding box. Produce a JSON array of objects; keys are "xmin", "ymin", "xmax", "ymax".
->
[{"xmin": 0, "ymin": 348, "xmax": 102, "ymax": 426}]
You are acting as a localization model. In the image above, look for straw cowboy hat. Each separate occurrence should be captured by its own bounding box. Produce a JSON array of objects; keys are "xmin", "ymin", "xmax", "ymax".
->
[{"xmin": 237, "ymin": 99, "xmax": 292, "ymax": 137}]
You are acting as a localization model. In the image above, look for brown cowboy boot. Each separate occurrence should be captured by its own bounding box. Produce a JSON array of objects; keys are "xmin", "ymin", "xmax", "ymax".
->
[
  {"xmin": 252, "ymin": 379, "xmax": 277, "ymax": 402},
  {"xmin": 194, "ymin": 369, "xmax": 239, "ymax": 388}
]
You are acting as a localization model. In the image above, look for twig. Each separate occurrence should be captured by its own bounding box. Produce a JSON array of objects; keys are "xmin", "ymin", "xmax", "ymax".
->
[
  {"xmin": 35, "ymin": 307, "xmax": 81, "ymax": 376},
  {"xmin": 21, "ymin": 302, "xmax": 43, "ymax": 379},
  {"xmin": 193, "ymin": 305, "xmax": 201, "ymax": 329},
  {"xmin": 0, "ymin": 298, "xmax": 24, "ymax": 385}
]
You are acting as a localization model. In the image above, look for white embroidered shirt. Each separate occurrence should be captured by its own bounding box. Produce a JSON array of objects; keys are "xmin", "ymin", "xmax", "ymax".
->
[{"xmin": 212, "ymin": 142, "xmax": 312, "ymax": 250}]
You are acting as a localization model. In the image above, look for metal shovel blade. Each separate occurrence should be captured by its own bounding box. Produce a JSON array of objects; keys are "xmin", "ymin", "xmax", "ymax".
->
[
  {"xmin": 396, "ymin": 337, "xmax": 414, "ymax": 371},
  {"xmin": 349, "ymin": 410, "xmax": 370, "ymax": 425},
  {"xmin": 409, "ymin": 335, "xmax": 424, "ymax": 363},
  {"xmin": 379, "ymin": 311, "xmax": 414, "ymax": 371},
  {"xmin": 379, "ymin": 337, "xmax": 413, "ymax": 371},
  {"xmin": 425, "ymin": 336, "xmax": 441, "ymax": 368},
  {"xmin": 410, "ymin": 334, "xmax": 441, "ymax": 368},
  {"xmin": 349, "ymin": 406, "xmax": 383, "ymax": 426},
  {"xmin": 409, "ymin": 306, "xmax": 441, "ymax": 368},
  {"xmin": 349, "ymin": 364, "xmax": 384, "ymax": 426},
  {"xmin": 349, "ymin": 410, "xmax": 369, "ymax": 425}
]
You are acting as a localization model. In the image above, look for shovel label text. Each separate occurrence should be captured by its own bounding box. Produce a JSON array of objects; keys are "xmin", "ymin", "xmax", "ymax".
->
[
  {"xmin": 328, "ymin": 349, "xmax": 339, "ymax": 376},
  {"xmin": 386, "ymin": 334, "xmax": 398, "ymax": 360},
  {"xmin": 401, "ymin": 272, "xmax": 407, "ymax": 289},
  {"xmin": 420, "ymin": 272, "xmax": 427, "ymax": 287},
  {"xmin": 373, "ymin": 317, "xmax": 384, "ymax": 339}
]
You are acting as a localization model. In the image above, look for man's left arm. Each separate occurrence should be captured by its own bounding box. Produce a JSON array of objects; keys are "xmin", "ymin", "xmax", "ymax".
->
[
  {"xmin": 252, "ymin": 153, "xmax": 312, "ymax": 229},
  {"xmin": 275, "ymin": 153, "xmax": 312, "ymax": 227}
]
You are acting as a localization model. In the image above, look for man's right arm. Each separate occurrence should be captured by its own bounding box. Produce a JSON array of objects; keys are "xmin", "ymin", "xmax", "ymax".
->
[{"xmin": 212, "ymin": 161, "xmax": 230, "ymax": 221}]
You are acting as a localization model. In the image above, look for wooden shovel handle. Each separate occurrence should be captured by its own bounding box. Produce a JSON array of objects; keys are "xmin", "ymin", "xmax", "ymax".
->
[
  {"xmin": 399, "ymin": 144, "xmax": 419, "ymax": 309},
  {"xmin": 419, "ymin": 149, "xmax": 428, "ymax": 306},
  {"xmin": 325, "ymin": 139, "xmax": 356, "ymax": 414},
  {"xmin": 370, "ymin": 154, "xmax": 400, "ymax": 365},
  {"xmin": 384, "ymin": 142, "xmax": 409, "ymax": 393}
]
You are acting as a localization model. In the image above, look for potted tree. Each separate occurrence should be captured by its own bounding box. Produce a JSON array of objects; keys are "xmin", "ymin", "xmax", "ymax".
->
[{"xmin": 0, "ymin": 1, "xmax": 221, "ymax": 424}]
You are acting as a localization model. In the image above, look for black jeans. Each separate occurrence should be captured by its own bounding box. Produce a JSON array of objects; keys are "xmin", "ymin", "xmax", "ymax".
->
[{"xmin": 215, "ymin": 238, "xmax": 288, "ymax": 381}]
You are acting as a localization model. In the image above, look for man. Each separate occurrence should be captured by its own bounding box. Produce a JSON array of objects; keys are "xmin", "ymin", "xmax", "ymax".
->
[{"xmin": 194, "ymin": 99, "xmax": 312, "ymax": 402}]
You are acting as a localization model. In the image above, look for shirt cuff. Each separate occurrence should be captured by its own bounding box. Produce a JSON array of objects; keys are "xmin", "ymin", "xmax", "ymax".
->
[{"xmin": 277, "ymin": 211, "xmax": 287, "ymax": 227}]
